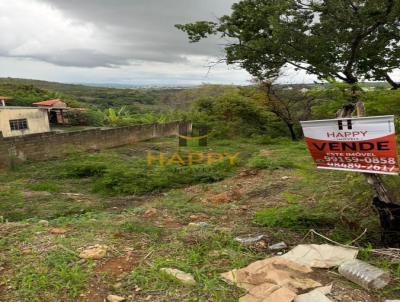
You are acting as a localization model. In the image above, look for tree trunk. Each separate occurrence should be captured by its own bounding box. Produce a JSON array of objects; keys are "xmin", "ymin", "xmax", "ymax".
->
[
  {"xmin": 287, "ymin": 123, "xmax": 297, "ymax": 141},
  {"xmin": 337, "ymin": 95, "xmax": 400, "ymax": 246},
  {"xmin": 385, "ymin": 74, "xmax": 400, "ymax": 90},
  {"xmin": 337, "ymin": 100, "xmax": 396, "ymax": 204}
]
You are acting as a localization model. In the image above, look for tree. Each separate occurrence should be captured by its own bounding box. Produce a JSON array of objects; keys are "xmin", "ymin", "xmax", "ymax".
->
[
  {"xmin": 191, "ymin": 88, "xmax": 272, "ymax": 137},
  {"xmin": 258, "ymin": 81, "xmax": 314, "ymax": 140},
  {"xmin": 176, "ymin": 0, "xmax": 400, "ymax": 88},
  {"xmin": 104, "ymin": 107, "xmax": 128, "ymax": 126},
  {"xmin": 177, "ymin": 0, "xmax": 400, "ymax": 238}
]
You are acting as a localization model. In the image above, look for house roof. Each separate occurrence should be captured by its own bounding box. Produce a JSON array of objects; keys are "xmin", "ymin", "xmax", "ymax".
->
[
  {"xmin": 32, "ymin": 99, "xmax": 65, "ymax": 106},
  {"xmin": 0, "ymin": 106, "xmax": 47, "ymax": 110},
  {"xmin": 0, "ymin": 96, "xmax": 12, "ymax": 100}
]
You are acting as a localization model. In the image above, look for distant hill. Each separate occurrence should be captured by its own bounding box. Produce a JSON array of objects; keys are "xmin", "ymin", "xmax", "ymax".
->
[
  {"xmin": 0, "ymin": 78, "xmax": 391, "ymax": 113},
  {"xmin": 0, "ymin": 78, "xmax": 85, "ymax": 108},
  {"xmin": 0, "ymin": 78, "xmax": 243, "ymax": 112}
]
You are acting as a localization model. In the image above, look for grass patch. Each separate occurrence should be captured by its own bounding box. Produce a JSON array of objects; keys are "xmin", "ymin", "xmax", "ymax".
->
[
  {"xmin": 254, "ymin": 204, "xmax": 339, "ymax": 229},
  {"xmin": 63, "ymin": 162, "xmax": 108, "ymax": 178},
  {"xmin": 121, "ymin": 219, "xmax": 162, "ymax": 240},
  {"xmin": 280, "ymin": 191, "xmax": 303, "ymax": 204},
  {"xmin": 0, "ymin": 192, "xmax": 98, "ymax": 222},
  {"xmin": 159, "ymin": 191, "xmax": 225, "ymax": 217},
  {"xmin": 247, "ymin": 154, "xmax": 297, "ymax": 170},
  {"xmin": 92, "ymin": 159, "xmax": 236, "ymax": 196},
  {"xmin": 26, "ymin": 181, "xmax": 61, "ymax": 193},
  {"xmin": 0, "ymin": 138, "xmax": 253, "ymax": 221},
  {"xmin": 1, "ymin": 137, "xmax": 398, "ymax": 301},
  {"xmin": 12, "ymin": 249, "xmax": 88, "ymax": 302},
  {"xmin": 129, "ymin": 233, "xmax": 258, "ymax": 301}
]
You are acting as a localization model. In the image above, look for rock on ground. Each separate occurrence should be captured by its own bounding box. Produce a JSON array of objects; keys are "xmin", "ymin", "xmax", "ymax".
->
[
  {"xmin": 144, "ymin": 208, "xmax": 158, "ymax": 217},
  {"xmin": 38, "ymin": 220, "xmax": 49, "ymax": 227},
  {"xmin": 23, "ymin": 191, "xmax": 51, "ymax": 199},
  {"xmin": 49, "ymin": 227, "xmax": 67, "ymax": 234},
  {"xmin": 160, "ymin": 268, "xmax": 196, "ymax": 285},
  {"xmin": 79, "ymin": 244, "xmax": 108, "ymax": 260},
  {"xmin": 107, "ymin": 294, "xmax": 126, "ymax": 302}
]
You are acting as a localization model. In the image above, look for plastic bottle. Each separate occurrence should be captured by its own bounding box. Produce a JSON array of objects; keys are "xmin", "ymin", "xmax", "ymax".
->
[{"xmin": 338, "ymin": 259, "xmax": 390, "ymax": 290}]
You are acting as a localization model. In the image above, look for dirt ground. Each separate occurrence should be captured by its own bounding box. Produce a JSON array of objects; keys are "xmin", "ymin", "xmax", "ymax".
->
[
  {"xmin": 72, "ymin": 170, "xmax": 387, "ymax": 301},
  {"xmin": 1, "ymin": 144, "xmax": 398, "ymax": 302}
]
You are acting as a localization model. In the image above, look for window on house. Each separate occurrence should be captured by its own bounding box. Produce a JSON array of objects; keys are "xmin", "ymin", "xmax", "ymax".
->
[{"xmin": 9, "ymin": 119, "xmax": 28, "ymax": 131}]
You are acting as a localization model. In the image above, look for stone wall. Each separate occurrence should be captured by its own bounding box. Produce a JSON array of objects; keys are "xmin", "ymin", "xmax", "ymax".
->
[{"xmin": 0, "ymin": 121, "xmax": 190, "ymax": 167}]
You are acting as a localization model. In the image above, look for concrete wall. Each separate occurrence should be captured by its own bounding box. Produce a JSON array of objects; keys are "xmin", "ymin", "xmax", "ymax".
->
[
  {"xmin": 0, "ymin": 107, "xmax": 50, "ymax": 137},
  {"xmin": 0, "ymin": 121, "xmax": 190, "ymax": 168}
]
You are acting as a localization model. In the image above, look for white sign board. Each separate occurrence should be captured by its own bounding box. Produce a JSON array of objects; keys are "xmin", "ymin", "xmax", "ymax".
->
[{"xmin": 300, "ymin": 116, "xmax": 399, "ymax": 175}]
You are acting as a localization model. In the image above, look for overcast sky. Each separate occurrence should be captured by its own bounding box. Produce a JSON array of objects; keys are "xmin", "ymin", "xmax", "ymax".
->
[{"xmin": 0, "ymin": 0, "xmax": 318, "ymax": 86}]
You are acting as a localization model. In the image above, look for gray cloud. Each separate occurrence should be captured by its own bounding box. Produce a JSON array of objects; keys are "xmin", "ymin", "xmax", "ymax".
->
[
  {"xmin": 0, "ymin": 0, "xmax": 324, "ymax": 85},
  {"xmin": 16, "ymin": 49, "xmax": 132, "ymax": 68},
  {"xmin": 31, "ymin": 0, "xmax": 237, "ymax": 67}
]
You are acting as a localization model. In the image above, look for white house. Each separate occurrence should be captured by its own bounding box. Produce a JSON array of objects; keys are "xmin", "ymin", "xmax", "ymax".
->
[{"xmin": 0, "ymin": 107, "xmax": 50, "ymax": 138}]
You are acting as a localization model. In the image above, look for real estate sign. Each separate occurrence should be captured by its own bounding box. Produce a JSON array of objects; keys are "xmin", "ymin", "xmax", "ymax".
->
[{"xmin": 300, "ymin": 116, "xmax": 399, "ymax": 175}]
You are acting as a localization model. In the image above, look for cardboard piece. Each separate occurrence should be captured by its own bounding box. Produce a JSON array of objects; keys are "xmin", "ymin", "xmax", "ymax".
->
[
  {"xmin": 282, "ymin": 244, "xmax": 358, "ymax": 268},
  {"xmin": 221, "ymin": 257, "xmax": 321, "ymax": 302}
]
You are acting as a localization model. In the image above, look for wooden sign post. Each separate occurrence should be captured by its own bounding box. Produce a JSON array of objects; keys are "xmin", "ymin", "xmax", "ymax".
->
[{"xmin": 301, "ymin": 100, "xmax": 400, "ymax": 246}]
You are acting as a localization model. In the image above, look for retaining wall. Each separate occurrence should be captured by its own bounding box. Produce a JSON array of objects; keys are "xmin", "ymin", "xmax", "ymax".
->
[{"xmin": 0, "ymin": 121, "xmax": 191, "ymax": 167}]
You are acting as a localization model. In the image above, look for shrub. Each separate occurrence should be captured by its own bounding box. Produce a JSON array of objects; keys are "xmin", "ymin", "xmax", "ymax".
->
[
  {"xmin": 92, "ymin": 160, "xmax": 236, "ymax": 196},
  {"xmin": 63, "ymin": 162, "xmax": 108, "ymax": 178},
  {"xmin": 27, "ymin": 182, "xmax": 60, "ymax": 193},
  {"xmin": 254, "ymin": 204, "xmax": 338, "ymax": 228}
]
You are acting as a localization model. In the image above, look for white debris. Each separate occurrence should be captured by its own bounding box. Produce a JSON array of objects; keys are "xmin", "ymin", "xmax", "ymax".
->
[
  {"xmin": 188, "ymin": 222, "xmax": 209, "ymax": 228},
  {"xmin": 269, "ymin": 242, "xmax": 288, "ymax": 251},
  {"xmin": 339, "ymin": 259, "xmax": 390, "ymax": 290},
  {"xmin": 282, "ymin": 244, "xmax": 358, "ymax": 268},
  {"xmin": 234, "ymin": 234, "xmax": 265, "ymax": 245},
  {"xmin": 294, "ymin": 285, "xmax": 333, "ymax": 302}
]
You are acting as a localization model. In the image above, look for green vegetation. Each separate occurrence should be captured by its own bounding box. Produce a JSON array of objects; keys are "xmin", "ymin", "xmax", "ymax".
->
[
  {"xmin": 0, "ymin": 81, "xmax": 83, "ymax": 108},
  {"xmin": 12, "ymin": 249, "xmax": 88, "ymax": 302},
  {"xmin": 3, "ymin": 77, "xmax": 400, "ymax": 142},
  {"xmin": 190, "ymin": 86, "xmax": 272, "ymax": 137},
  {"xmin": 177, "ymin": 1, "xmax": 400, "ymax": 87},
  {"xmin": 2, "ymin": 76, "xmax": 400, "ymax": 302},
  {"xmin": 254, "ymin": 204, "xmax": 338, "ymax": 228},
  {"xmin": 121, "ymin": 219, "xmax": 161, "ymax": 240},
  {"xmin": 0, "ymin": 78, "xmax": 238, "ymax": 111},
  {"xmin": 2, "ymin": 1, "xmax": 400, "ymax": 300},
  {"xmin": 62, "ymin": 153, "xmax": 236, "ymax": 196},
  {"xmin": 1, "ymin": 136, "xmax": 400, "ymax": 301},
  {"xmin": 247, "ymin": 154, "xmax": 296, "ymax": 170},
  {"xmin": 128, "ymin": 233, "xmax": 257, "ymax": 301}
]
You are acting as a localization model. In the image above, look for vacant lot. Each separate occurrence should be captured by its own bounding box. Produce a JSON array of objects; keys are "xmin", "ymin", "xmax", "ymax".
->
[{"xmin": 0, "ymin": 137, "xmax": 399, "ymax": 302}]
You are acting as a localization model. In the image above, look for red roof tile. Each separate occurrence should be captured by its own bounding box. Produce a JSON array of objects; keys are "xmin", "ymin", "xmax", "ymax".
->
[{"xmin": 32, "ymin": 99, "xmax": 65, "ymax": 106}]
